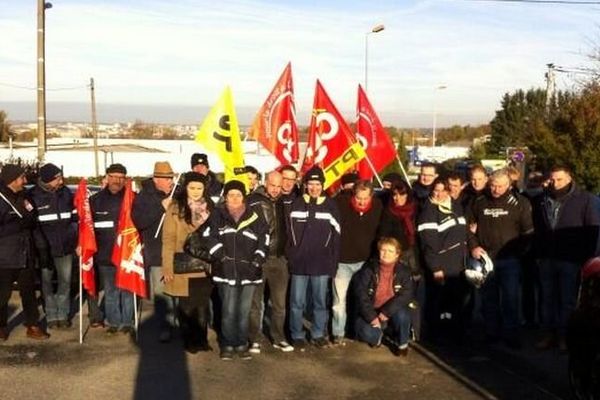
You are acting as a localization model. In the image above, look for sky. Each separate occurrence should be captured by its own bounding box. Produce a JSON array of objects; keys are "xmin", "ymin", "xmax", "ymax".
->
[{"xmin": 0, "ymin": 0, "xmax": 599, "ymax": 127}]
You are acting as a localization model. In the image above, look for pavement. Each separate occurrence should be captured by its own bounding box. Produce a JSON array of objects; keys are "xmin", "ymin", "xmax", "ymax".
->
[{"xmin": 0, "ymin": 292, "xmax": 572, "ymax": 400}]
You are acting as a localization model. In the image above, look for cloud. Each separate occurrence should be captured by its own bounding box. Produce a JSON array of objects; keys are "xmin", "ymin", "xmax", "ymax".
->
[{"xmin": 0, "ymin": 0, "xmax": 597, "ymax": 126}]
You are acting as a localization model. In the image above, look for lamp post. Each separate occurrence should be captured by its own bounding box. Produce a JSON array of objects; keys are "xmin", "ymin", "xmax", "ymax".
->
[
  {"xmin": 37, "ymin": 0, "xmax": 52, "ymax": 162},
  {"xmin": 431, "ymin": 84, "xmax": 447, "ymax": 147},
  {"xmin": 364, "ymin": 24, "xmax": 385, "ymax": 93}
]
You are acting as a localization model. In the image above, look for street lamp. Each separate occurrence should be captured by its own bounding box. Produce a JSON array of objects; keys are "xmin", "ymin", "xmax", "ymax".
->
[
  {"xmin": 364, "ymin": 24, "xmax": 385, "ymax": 93},
  {"xmin": 431, "ymin": 85, "xmax": 447, "ymax": 147},
  {"xmin": 37, "ymin": 0, "xmax": 52, "ymax": 162}
]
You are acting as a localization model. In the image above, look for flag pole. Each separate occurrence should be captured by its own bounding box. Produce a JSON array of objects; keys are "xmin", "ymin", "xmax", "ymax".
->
[
  {"xmin": 154, "ymin": 173, "xmax": 182, "ymax": 239},
  {"xmin": 363, "ymin": 153, "xmax": 384, "ymax": 188},
  {"xmin": 396, "ymin": 155, "xmax": 412, "ymax": 188},
  {"xmin": 79, "ymin": 256, "xmax": 83, "ymax": 344},
  {"xmin": 133, "ymin": 295, "xmax": 139, "ymax": 342}
]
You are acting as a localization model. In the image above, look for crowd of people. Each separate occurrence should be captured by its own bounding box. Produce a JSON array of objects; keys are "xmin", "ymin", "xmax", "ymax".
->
[{"xmin": 0, "ymin": 153, "xmax": 599, "ymax": 363}]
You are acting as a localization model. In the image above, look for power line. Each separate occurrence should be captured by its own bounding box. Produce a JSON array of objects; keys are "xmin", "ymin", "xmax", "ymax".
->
[
  {"xmin": 467, "ymin": 0, "xmax": 600, "ymax": 4},
  {"xmin": 0, "ymin": 82, "xmax": 89, "ymax": 91}
]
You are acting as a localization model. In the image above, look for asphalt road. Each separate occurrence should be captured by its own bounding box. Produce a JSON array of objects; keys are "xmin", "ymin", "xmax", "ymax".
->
[{"xmin": 0, "ymin": 296, "xmax": 484, "ymax": 400}]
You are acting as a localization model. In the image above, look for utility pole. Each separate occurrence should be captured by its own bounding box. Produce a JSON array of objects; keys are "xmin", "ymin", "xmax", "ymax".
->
[
  {"xmin": 37, "ymin": 0, "xmax": 51, "ymax": 162},
  {"xmin": 545, "ymin": 63, "xmax": 556, "ymax": 110},
  {"xmin": 90, "ymin": 78, "xmax": 99, "ymax": 177}
]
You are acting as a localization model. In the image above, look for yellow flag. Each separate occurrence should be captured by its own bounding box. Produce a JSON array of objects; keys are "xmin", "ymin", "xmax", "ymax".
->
[
  {"xmin": 195, "ymin": 87, "xmax": 249, "ymax": 187},
  {"xmin": 323, "ymin": 142, "xmax": 366, "ymax": 189}
]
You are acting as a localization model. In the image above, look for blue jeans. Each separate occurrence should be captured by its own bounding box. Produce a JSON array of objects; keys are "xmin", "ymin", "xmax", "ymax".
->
[
  {"xmin": 355, "ymin": 307, "xmax": 411, "ymax": 347},
  {"xmin": 41, "ymin": 254, "xmax": 73, "ymax": 322},
  {"xmin": 480, "ymin": 258, "xmax": 521, "ymax": 338},
  {"xmin": 99, "ymin": 265, "xmax": 134, "ymax": 328},
  {"xmin": 289, "ymin": 274, "xmax": 330, "ymax": 341},
  {"xmin": 149, "ymin": 266, "xmax": 175, "ymax": 329},
  {"xmin": 539, "ymin": 259, "xmax": 579, "ymax": 336},
  {"xmin": 332, "ymin": 262, "xmax": 363, "ymax": 337},
  {"xmin": 218, "ymin": 284, "xmax": 255, "ymax": 348}
]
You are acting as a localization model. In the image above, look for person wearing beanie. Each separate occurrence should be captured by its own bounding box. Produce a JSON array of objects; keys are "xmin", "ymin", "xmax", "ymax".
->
[
  {"xmin": 28, "ymin": 163, "xmax": 77, "ymax": 330},
  {"xmin": 287, "ymin": 166, "xmax": 340, "ymax": 349},
  {"xmin": 88, "ymin": 163, "xmax": 134, "ymax": 333},
  {"xmin": 132, "ymin": 161, "xmax": 176, "ymax": 342},
  {"xmin": 0, "ymin": 164, "xmax": 49, "ymax": 341},
  {"xmin": 199, "ymin": 179, "xmax": 269, "ymax": 360},
  {"xmin": 160, "ymin": 170, "xmax": 215, "ymax": 353},
  {"xmin": 190, "ymin": 153, "xmax": 223, "ymax": 200}
]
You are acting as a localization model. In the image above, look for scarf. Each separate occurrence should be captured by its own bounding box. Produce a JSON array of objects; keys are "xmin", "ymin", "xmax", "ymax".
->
[
  {"xmin": 350, "ymin": 196, "xmax": 373, "ymax": 215},
  {"xmin": 388, "ymin": 201, "xmax": 416, "ymax": 246},
  {"xmin": 374, "ymin": 261, "xmax": 396, "ymax": 309},
  {"xmin": 430, "ymin": 196, "xmax": 453, "ymax": 215},
  {"xmin": 188, "ymin": 198, "xmax": 209, "ymax": 228}
]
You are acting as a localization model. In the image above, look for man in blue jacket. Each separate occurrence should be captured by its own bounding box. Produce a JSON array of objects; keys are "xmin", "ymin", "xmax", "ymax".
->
[
  {"xmin": 90, "ymin": 163, "xmax": 132, "ymax": 335},
  {"xmin": 132, "ymin": 161, "xmax": 175, "ymax": 342},
  {"xmin": 532, "ymin": 166, "xmax": 600, "ymax": 351},
  {"xmin": 0, "ymin": 164, "xmax": 49, "ymax": 341},
  {"xmin": 28, "ymin": 163, "xmax": 77, "ymax": 329},
  {"xmin": 286, "ymin": 166, "xmax": 340, "ymax": 349}
]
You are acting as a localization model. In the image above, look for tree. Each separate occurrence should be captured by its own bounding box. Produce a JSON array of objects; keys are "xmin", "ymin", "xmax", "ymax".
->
[{"xmin": 0, "ymin": 110, "xmax": 12, "ymax": 142}]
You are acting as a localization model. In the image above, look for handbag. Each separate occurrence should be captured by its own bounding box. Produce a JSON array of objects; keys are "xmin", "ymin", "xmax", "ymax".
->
[{"xmin": 173, "ymin": 252, "xmax": 210, "ymax": 274}]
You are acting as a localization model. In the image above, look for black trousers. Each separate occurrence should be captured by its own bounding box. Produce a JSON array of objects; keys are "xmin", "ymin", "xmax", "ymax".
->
[
  {"xmin": 0, "ymin": 267, "xmax": 40, "ymax": 327},
  {"xmin": 177, "ymin": 277, "xmax": 213, "ymax": 346},
  {"xmin": 425, "ymin": 273, "xmax": 470, "ymax": 341}
]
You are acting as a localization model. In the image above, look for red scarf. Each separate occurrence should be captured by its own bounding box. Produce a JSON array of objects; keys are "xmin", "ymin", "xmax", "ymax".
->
[
  {"xmin": 388, "ymin": 201, "xmax": 416, "ymax": 246},
  {"xmin": 350, "ymin": 196, "xmax": 373, "ymax": 215}
]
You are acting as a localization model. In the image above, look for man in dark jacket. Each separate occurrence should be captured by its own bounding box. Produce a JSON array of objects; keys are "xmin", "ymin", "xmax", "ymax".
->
[
  {"xmin": 469, "ymin": 169, "xmax": 534, "ymax": 348},
  {"xmin": 90, "ymin": 163, "xmax": 133, "ymax": 335},
  {"xmin": 332, "ymin": 180, "xmax": 382, "ymax": 345},
  {"xmin": 0, "ymin": 164, "xmax": 49, "ymax": 341},
  {"xmin": 132, "ymin": 161, "xmax": 175, "ymax": 342},
  {"xmin": 532, "ymin": 166, "xmax": 600, "ymax": 351},
  {"xmin": 412, "ymin": 162, "xmax": 438, "ymax": 205},
  {"xmin": 28, "ymin": 163, "xmax": 77, "ymax": 329},
  {"xmin": 286, "ymin": 166, "xmax": 340, "ymax": 349},
  {"xmin": 191, "ymin": 153, "xmax": 223, "ymax": 201},
  {"xmin": 246, "ymin": 171, "xmax": 293, "ymax": 352}
]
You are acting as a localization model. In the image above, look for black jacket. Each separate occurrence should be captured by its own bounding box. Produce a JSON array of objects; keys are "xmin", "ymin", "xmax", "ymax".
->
[
  {"xmin": 468, "ymin": 191, "xmax": 534, "ymax": 260},
  {"xmin": 336, "ymin": 194, "xmax": 382, "ymax": 263},
  {"xmin": 28, "ymin": 183, "xmax": 77, "ymax": 259},
  {"xmin": 532, "ymin": 184, "xmax": 600, "ymax": 265},
  {"xmin": 417, "ymin": 199, "xmax": 467, "ymax": 277},
  {"xmin": 132, "ymin": 178, "xmax": 168, "ymax": 267},
  {"xmin": 90, "ymin": 187, "xmax": 124, "ymax": 266},
  {"xmin": 247, "ymin": 186, "xmax": 286, "ymax": 257},
  {"xmin": 354, "ymin": 259, "xmax": 414, "ymax": 323},
  {"xmin": 0, "ymin": 183, "xmax": 36, "ymax": 269},
  {"xmin": 206, "ymin": 171, "xmax": 223, "ymax": 200},
  {"xmin": 203, "ymin": 205, "xmax": 269, "ymax": 285},
  {"xmin": 286, "ymin": 194, "xmax": 340, "ymax": 276}
]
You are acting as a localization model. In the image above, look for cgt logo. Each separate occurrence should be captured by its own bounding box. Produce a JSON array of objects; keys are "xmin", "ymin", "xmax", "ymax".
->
[
  {"xmin": 356, "ymin": 111, "xmax": 376, "ymax": 151},
  {"xmin": 305, "ymin": 110, "xmax": 339, "ymax": 164}
]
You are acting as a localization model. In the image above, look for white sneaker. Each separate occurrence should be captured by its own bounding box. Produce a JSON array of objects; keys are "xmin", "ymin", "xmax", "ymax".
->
[
  {"xmin": 273, "ymin": 340, "xmax": 294, "ymax": 352},
  {"xmin": 249, "ymin": 342, "xmax": 261, "ymax": 354}
]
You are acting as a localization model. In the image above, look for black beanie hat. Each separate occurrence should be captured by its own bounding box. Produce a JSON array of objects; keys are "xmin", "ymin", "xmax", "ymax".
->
[
  {"xmin": 340, "ymin": 172, "xmax": 359, "ymax": 186},
  {"xmin": 106, "ymin": 163, "xmax": 127, "ymax": 175},
  {"xmin": 0, "ymin": 164, "xmax": 25, "ymax": 184},
  {"xmin": 382, "ymin": 172, "xmax": 402, "ymax": 184},
  {"xmin": 183, "ymin": 171, "xmax": 207, "ymax": 187},
  {"xmin": 303, "ymin": 165, "xmax": 325, "ymax": 184},
  {"xmin": 191, "ymin": 153, "xmax": 209, "ymax": 169},
  {"xmin": 223, "ymin": 180, "xmax": 247, "ymax": 197},
  {"xmin": 40, "ymin": 163, "xmax": 62, "ymax": 183}
]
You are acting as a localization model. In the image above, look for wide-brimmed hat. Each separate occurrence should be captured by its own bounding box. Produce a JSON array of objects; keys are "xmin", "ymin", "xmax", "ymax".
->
[{"xmin": 153, "ymin": 161, "xmax": 174, "ymax": 178}]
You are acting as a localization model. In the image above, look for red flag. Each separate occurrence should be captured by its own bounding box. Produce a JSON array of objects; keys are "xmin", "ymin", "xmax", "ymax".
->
[
  {"xmin": 74, "ymin": 178, "xmax": 97, "ymax": 297},
  {"xmin": 249, "ymin": 62, "xmax": 299, "ymax": 165},
  {"xmin": 356, "ymin": 84, "xmax": 396, "ymax": 179},
  {"xmin": 111, "ymin": 180, "xmax": 146, "ymax": 298},
  {"xmin": 301, "ymin": 80, "xmax": 358, "ymax": 177}
]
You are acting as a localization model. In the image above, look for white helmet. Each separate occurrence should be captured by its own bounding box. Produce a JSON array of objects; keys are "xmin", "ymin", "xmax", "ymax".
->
[{"xmin": 465, "ymin": 253, "xmax": 494, "ymax": 288}]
